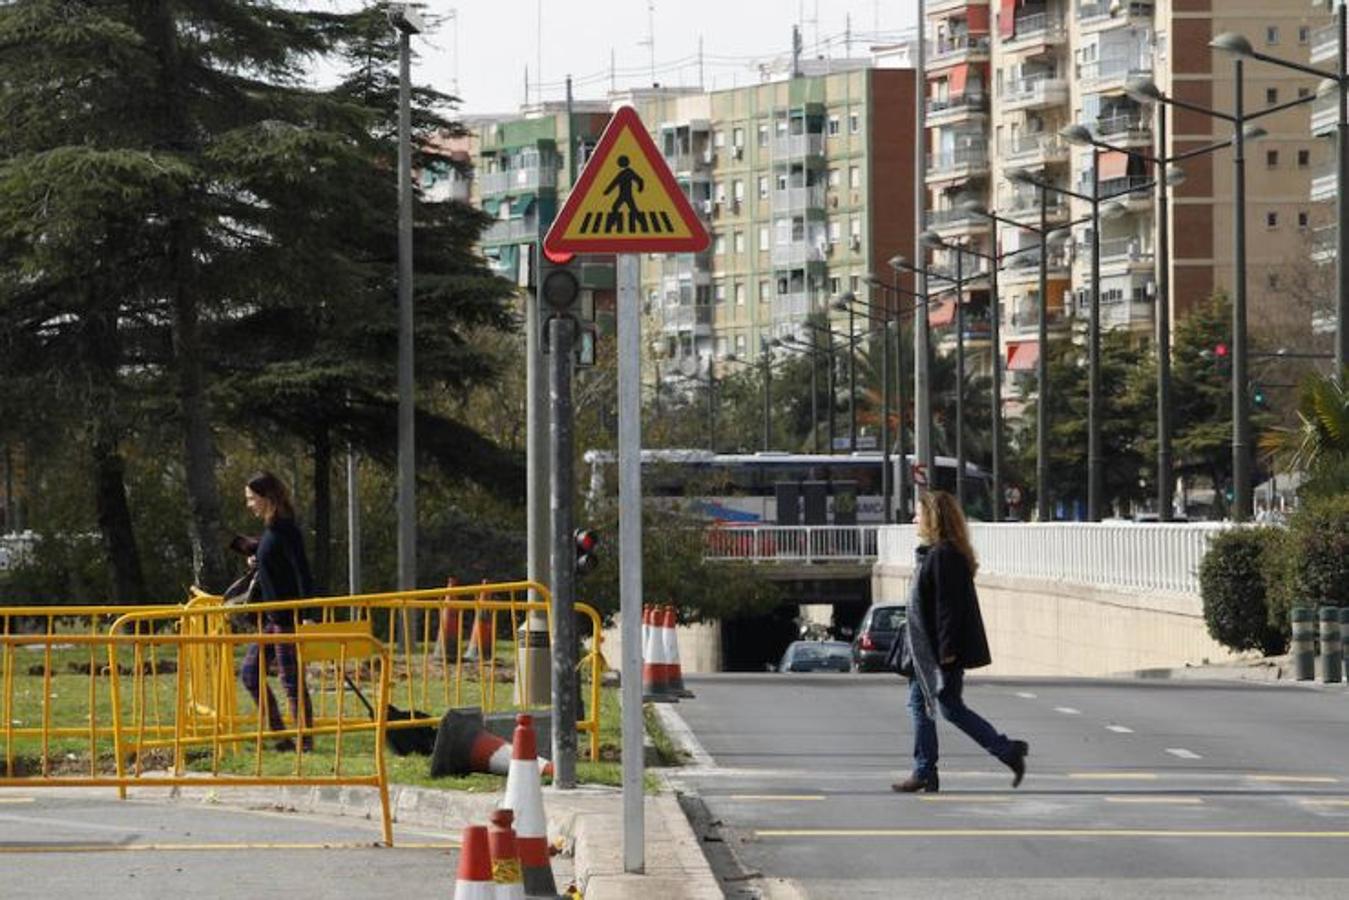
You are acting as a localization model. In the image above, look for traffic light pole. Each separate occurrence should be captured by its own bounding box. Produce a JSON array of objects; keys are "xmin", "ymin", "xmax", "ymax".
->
[
  {"xmin": 524, "ymin": 252, "xmax": 552, "ymax": 708},
  {"xmin": 548, "ymin": 313, "xmax": 578, "ymax": 789}
]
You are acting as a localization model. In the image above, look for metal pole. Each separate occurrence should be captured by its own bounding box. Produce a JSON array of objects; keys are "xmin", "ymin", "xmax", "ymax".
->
[
  {"xmin": 616, "ymin": 255, "xmax": 644, "ymax": 872},
  {"xmin": 955, "ymin": 249, "xmax": 966, "ymax": 509},
  {"xmin": 396, "ymin": 28, "xmax": 417, "ymax": 602},
  {"xmin": 707, "ymin": 367, "xmax": 716, "ymax": 451},
  {"xmin": 989, "ymin": 246, "xmax": 1002, "ymax": 522},
  {"xmin": 524, "ymin": 248, "xmax": 553, "ymax": 705},
  {"xmin": 1088, "ymin": 146, "xmax": 1103, "ymax": 522},
  {"xmin": 346, "ymin": 443, "xmax": 361, "ymax": 594},
  {"xmin": 762, "ymin": 349, "xmax": 772, "ymax": 451},
  {"xmin": 848, "ymin": 304, "xmax": 857, "ymax": 451},
  {"xmin": 1338, "ymin": 1, "xmax": 1349, "ymax": 378},
  {"xmin": 548, "ymin": 315, "xmax": 577, "ymax": 789},
  {"xmin": 1156, "ymin": 101, "xmax": 1174, "ymax": 521},
  {"xmin": 810, "ymin": 352, "xmax": 820, "ymax": 454},
  {"xmin": 1037, "ymin": 191, "xmax": 1050, "ymax": 522},
  {"xmin": 826, "ymin": 318, "xmax": 837, "ymax": 452},
  {"xmin": 915, "ymin": 0, "xmax": 932, "ymax": 489},
  {"xmin": 1233, "ymin": 58, "xmax": 1252, "ymax": 522},
  {"xmin": 881, "ymin": 309, "xmax": 892, "ymax": 522},
  {"xmin": 895, "ymin": 278, "xmax": 908, "ymax": 521}
]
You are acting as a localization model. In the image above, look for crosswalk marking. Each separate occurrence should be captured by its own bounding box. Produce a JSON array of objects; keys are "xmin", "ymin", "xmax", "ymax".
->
[
  {"xmin": 1106, "ymin": 725, "xmax": 1134, "ymax": 734},
  {"xmin": 1104, "ymin": 796, "xmax": 1203, "ymax": 805},
  {"xmin": 1054, "ymin": 707, "xmax": 1082, "ymax": 715},
  {"xmin": 1166, "ymin": 748, "xmax": 1203, "ymax": 760},
  {"xmin": 1015, "ymin": 691, "xmax": 1038, "ymax": 699}
]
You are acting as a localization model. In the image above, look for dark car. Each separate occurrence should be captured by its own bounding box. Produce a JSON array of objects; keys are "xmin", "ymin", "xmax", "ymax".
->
[
  {"xmin": 851, "ymin": 604, "xmax": 906, "ymax": 672},
  {"xmin": 777, "ymin": 640, "xmax": 852, "ymax": 673}
]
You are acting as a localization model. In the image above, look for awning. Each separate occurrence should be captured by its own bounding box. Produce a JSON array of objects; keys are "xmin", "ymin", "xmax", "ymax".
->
[
  {"xmin": 999, "ymin": 0, "xmax": 1017, "ymax": 38},
  {"xmin": 929, "ymin": 299, "xmax": 957, "ymax": 328},
  {"xmin": 1098, "ymin": 150, "xmax": 1131, "ymax": 180},
  {"xmin": 1007, "ymin": 340, "xmax": 1041, "ymax": 372},
  {"xmin": 967, "ymin": 6, "xmax": 991, "ymax": 33},
  {"xmin": 948, "ymin": 63, "xmax": 969, "ymax": 95}
]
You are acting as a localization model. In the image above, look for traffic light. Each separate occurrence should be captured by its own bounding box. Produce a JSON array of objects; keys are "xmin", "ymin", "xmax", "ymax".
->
[
  {"xmin": 1213, "ymin": 342, "xmax": 1229, "ymax": 359},
  {"xmin": 574, "ymin": 528, "xmax": 599, "ymax": 576},
  {"xmin": 1252, "ymin": 382, "xmax": 1268, "ymax": 409}
]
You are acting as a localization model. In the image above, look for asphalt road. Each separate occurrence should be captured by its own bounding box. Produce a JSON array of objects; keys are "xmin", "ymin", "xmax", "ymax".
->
[
  {"xmin": 0, "ymin": 791, "xmax": 461, "ymax": 899},
  {"xmin": 665, "ymin": 673, "xmax": 1349, "ymax": 900}
]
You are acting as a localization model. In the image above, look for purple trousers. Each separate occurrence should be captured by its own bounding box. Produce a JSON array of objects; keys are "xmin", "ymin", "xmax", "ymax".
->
[{"xmin": 241, "ymin": 622, "xmax": 313, "ymax": 732}]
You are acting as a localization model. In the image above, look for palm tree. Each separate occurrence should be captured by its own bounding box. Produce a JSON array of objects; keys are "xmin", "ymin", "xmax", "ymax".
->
[{"xmin": 1259, "ymin": 369, "xmax": 1349, "ymax": 482}]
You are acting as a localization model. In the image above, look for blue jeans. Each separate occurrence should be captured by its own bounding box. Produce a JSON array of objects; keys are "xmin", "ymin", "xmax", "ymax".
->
[{"xmin": 908, "ymin": 667, "xmax": 1012, "ymax": 779}]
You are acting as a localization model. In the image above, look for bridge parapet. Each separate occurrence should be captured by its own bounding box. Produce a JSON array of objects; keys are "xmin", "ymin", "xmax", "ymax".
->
[{"xmin": 704, "ymin": 525, "xmax": 879, "ymax": 565}]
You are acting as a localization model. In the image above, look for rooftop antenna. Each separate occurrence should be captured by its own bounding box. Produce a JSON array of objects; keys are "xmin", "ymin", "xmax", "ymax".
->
[
  {"xmin": 610, "ymin": 48, "xmax": 616, "ymax": 93},
  {"xmin": 446, "ymin": 8, "xmax": 460, "ymax": 96},
  {"xmin": 792, "ymin": 24, "xmax": 802, "ymax": 78},
  {"xmin": 638, "ymin": 1, "xmax": 656, "ymax": 87},
  {"xmin": 524, "ymin": 64, "xmax": 529, "ymax": 108},
  {"xmin": 536, "ymin": 0, "xmax": 542, "ymax": 105},
  {"xmin": 845, "ymin": 12, "xmax": 852, "ymax": 56},
  {"xmin": 698, "ymin": 35, "xmax": 704, "ymax": 89}
]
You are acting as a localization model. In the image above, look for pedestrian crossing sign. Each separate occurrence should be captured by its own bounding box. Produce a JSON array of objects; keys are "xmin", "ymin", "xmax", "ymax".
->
[{"xmin": 544, "ymin": 106, "xmax": 710, "ymax": 255}]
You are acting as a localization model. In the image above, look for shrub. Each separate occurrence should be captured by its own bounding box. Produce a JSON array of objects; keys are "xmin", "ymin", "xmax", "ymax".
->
[
  {"xmin": 1200, "ymin": 526, "xmax": 1287, "ymax": 656},
  {"xmin": 1267, "ymin": 493, "xmax": 1349, "ymax": 626}
]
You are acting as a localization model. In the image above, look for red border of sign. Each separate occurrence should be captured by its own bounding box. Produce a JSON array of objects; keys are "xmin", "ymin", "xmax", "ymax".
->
[{"xmin": 543, "ymin": 106, "xmax": 711, "ymax": 255}]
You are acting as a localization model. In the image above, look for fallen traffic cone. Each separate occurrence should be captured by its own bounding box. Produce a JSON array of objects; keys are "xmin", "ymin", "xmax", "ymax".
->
[
  {"xmin": 501, "ymin": 714, "xmax": 556, "ymax": 898},
  {"xmin": 487, "ymin": 808, "xmax": 526, "ymax": 900},
  {"xmin": 454, "ymin": 824, "xmax": 495, "ymax": 900},
  {"xmin": 430, "ymin": 708, "xmax": 512, "ymax": 777},
  {"xmin": 662, "ymin": 605, "xmax": 695, "ymax": 699},
  {"xmin": 642, "ymin": 605, "xmax": 678, "ymax": 703}
]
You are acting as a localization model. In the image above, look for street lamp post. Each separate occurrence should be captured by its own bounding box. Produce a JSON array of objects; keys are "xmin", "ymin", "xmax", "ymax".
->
[
  {"xmin": 837, "ymin": 293, "xmax": 895, "ymax": 522},
  {"xmin": 846, "ymin": 293, "xmax": 858, "ymax": 451},
  {"xmin": 390, "ymin": 3, "xmax": 424, "ymax": 602}
]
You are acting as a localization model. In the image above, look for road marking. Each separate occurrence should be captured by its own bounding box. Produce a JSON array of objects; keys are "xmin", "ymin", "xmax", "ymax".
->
[
  {"xmin": 754, "ymin": 828, "xmax": 1349, "ymax": 839},
  {"xmin": 0, "ymin": 842, "xmax": 457, "ymax": 853},
  {"xmin": 1104, "ymin": 796, "xmax": 1203, "ymax": 805},
  {"xmin": 726, "ymin": 794, "xmax": 825, "ymax": 801},
  {"xmin": 918, "ymin": 795, "xmax": 1014, "ymax": 803},
  {"xmin": 1166, "ymin": 748, "xmax": 1203, "ymax": 760},
  {"xmin": 1068, "ymin": 772, "xmax": 1159, "ymax": 781},
  {"xmin": 1015, "ymin": 692, "xmax": 1038, "ymax": 699},
  {"xmin": 1300, "ymin": 799, "xmax": 1349, "ymax": 807},
  {"xmin": 1054, "ymin": 707, "xmax": 1081, "ymax": 715},
  {"xmin": 1106, "ymin": 725, "xmax": 1134, "ymax": 734},
  {"xmin": 0, "ymin": 799, "xmax": 34, "ymax": 804},
  {"xmin": 1248, "ymin": 775, "xmax": 1339, "ymax": 784}
]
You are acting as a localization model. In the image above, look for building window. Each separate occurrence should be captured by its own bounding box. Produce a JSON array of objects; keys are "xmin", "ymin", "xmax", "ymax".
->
[
  {"xmin": 757, "ymin": 175, "xmax": 769, "ymax": 199},
  {"xmin": 849, "ymin": 216, "xmax": 861, "ymax": 244},
  {"xmin": 733, "ymin": 231, "xmax": 745, "ymax": 253},
  {"xmin": 732, "ymin": 127, "xmax": 744, "ymax": 148},
  {"xmin": 1265, "ymin": 211, "xmax": 1278, "ymax": 229},
  {"xmin": 758, "ymin": 225, "xmax": 769, "ymax": 250},
  {"xmin": 828, "ymin": 115, "xmax": 840, "ymax": 136},
  {"xmin": 1298, "ymin": 148, "xmax": 1311, "ymax": 167},
  {"xmin": 828, "ymin": 220, "xmax": 842, "ymax": 244},
  {"xmin": 1298, "ymin": 210, "xmax": 1309, "ymax": 229},
  {"xmin": 776, "ymin": 172, "xmax": 789, "ymax": 191},
  {"xmin": 849, "ymin": 275, "xmax": 860, "ymax": 293},
  {"xmin": 735, "ymin": 283, "xmax": 745, "ymax": 305},
  {"xmin": 714, "ymin": 282, "xmax": 727, "ymax": 304},
  {"xmin": 733, "ymin": 179, "xmax": 745, "ymax": 203},
  {"xmin": 759, "ymin": 280, "xmax": 770, "ymax": 302},
  {"xmin": 735, "ymin": 334, "xmax": 746, "ymax": 355},
  {"xmin": 1299, "ymin": 86, "xmax": 1312, "ymax": 99},
  {"xmin": 714, "ymin": 181, "xmax": 726, "ymax": 203},
  {"xmin": 849, "ymin": 112, "xmax": 861, "ymax": 134},
  {"xmin": 1265, "ymin": 87, "xmax": 1278, "ymax": 105},
  {"xmin": 1299, "ymin": 25, "xmax": 1310, "ymax": 44},
  {"xmin": 714, "ymin": 234, "xmax": 726, "ymax": 254},
  {"xmin": 849, "ymin": 165, "xmax": 861, "ymax": 189},
  {"xmin": 828, "ymin": 167, "xmax": 842, "ymax": 187},
  {"xmin": 1266, "ymin": 149, "xmax": 1278, "ymax": 168},
  {"xmin": 715, "ymin": 337, "xmax": 728, "ymax": 357},
  {"xmin": 829, "ymin": 276, "xmax": 841, "ymax": 295},
  {"xmin": 714, "ymin": 130, "xmax": 726, "ymax": 148},
  {"xmin": 1265, "ymin": 25, "xmax": 1279, "ymax": 45},
  {"xmin": 757, "ymin": 124, "xmax": 768, "ymax": 147}
]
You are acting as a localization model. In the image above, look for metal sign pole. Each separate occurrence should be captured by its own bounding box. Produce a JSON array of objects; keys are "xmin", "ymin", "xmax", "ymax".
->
[
  {"xmin": 617, "ymin": 253, "xmax": 644, "ymax": 873},
  {"xmin": 549, "ymin": 313, "xmax": 578, "ymax": 788}
]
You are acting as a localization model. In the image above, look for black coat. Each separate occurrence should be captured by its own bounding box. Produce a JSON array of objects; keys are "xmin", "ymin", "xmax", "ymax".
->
[
  {"xmin": 255, "ymin": 518, "xmax": 315, "ymax": 604},
  {"xmin": 913, "ymin": 542, "xmax": 992, "ymax": 670}
]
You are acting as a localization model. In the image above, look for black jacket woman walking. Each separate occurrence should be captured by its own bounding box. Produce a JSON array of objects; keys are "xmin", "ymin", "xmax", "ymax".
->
[
  {"xmin": 888, "ymin": 490, "xmax": 1028, "ymax": 793},
  {"xmin": 241, "ymin": 471, "xmax": 315, "ymax": 752}
]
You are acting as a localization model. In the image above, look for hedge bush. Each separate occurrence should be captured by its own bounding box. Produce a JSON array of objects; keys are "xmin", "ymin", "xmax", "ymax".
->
[
  {"xmin": 1266, "ymin": 492, "xmax": 1349, "ymax": 628},
  {"xmin": 1200, "ymin": 526, "xmax": 1287, "ymax": 656}
]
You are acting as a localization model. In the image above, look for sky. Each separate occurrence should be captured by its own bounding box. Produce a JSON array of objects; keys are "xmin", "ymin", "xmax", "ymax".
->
[{"xmin": 404, "ymin": 0, "xmax": 920, "ymax": 117}]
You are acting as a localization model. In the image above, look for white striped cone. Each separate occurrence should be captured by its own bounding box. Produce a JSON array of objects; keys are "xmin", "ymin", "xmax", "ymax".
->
[
  {"xmin": 661, "ymin": 606, "xmax": 695, "ymax": 698},
  {"xmin": 643, "ymin": 605, "xmax": 678, "ymax": 702},
  {"xmin": 454, "ymin": 824, "xmax": 496, "ymax": 900},
  {"xmin": 500, "ymin": 714, "xmax": 556, "ymax": 898}
]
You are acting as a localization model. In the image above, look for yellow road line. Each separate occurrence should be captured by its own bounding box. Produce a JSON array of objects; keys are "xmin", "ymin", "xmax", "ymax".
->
[
  {"xmin": 1247, "ymin": 775, "xmax": 1339, "ymax": 784},
  {"xmin": 754, "ymin": 828, "xmax": 1349, "ymax": 839},
  {"xmin": 0, "ymin": 799, "xmax": 34, "ymax": 804},
  {"xmin": 918, "ymin": 795, "xmax": 1014, "ymax": 803},
  {"xmin": 1300, "ymin": 799, "xmax": 1349, "ymax": 807},
  {"xmin": 1067, "ymin": 773, "xmax": 1159, "ymax": 781},
  {"xmin": 0, "ymin": 841, "xmax": 457, "ymax": 853},
  {"xmin": 1104, "ymin": 796, "xmax": 1203, "ymax": 805},
  {"xmin": 726, "ymin": 794, "xmax": 826, "ymax": 801}
]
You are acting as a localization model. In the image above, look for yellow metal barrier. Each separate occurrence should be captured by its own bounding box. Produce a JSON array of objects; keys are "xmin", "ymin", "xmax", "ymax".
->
[{"xmin": 0, "ymin": 629, "xmax": 394, "ymax": 845}]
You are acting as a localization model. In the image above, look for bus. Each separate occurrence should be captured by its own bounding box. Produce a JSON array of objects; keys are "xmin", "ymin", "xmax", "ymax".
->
[{"xmin": 582, "ymin": 449, "xmax": 995, "ymax": 524}]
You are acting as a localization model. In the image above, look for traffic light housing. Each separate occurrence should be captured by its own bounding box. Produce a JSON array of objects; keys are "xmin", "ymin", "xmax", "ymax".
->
[
  {"xmin": 574, "ymin": 528, "xmax": 599, "ymax": 576},
  {"xmin": 1252, "ymin": 382, "xmax": 1268, "ymax": 409}
]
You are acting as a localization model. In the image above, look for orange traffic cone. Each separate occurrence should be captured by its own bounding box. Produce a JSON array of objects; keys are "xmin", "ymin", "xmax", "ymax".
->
[
  {"xmin": 430, "ymin": 709, "xmax": 513, "ymax": 777},
  {"xmin": 662, "ymin": 606, "xmax": 695, "ymax": 699},
  {"xmin": 500, "ymin": 714, "xmax": 556, "ymax": 898},
  {"xmin": 643, "ymin": 605, "xmax": 678, "ymax": 703},
  {"xmin": 487, "ymin": 808, "xmax": 526, "ymax": 900},
  {"xmin": 454, "ymin": 824, "xmax": 495, "ymax": 900}
]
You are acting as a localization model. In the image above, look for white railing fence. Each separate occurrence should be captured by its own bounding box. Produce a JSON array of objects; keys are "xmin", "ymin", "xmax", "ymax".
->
[
  {"xmin": 878, "ymin": 522, "xmax": 1233, "ymax": 596},
  {"xmin": 704, "ymin": 526, "xmax": 879, "ymax": 564}
]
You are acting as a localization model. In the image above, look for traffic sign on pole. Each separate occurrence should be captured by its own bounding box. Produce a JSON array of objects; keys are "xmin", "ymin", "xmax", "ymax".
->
[{"xmin": 544, "ymin": 106, "xmax": 709, "ymax": 256}]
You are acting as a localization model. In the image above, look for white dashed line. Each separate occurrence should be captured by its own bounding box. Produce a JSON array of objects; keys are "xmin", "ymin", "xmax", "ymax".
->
[
  {"xmin": 1166, "ymin": 748, "xmax": 1203, "ymax": 760},
  {"xmin": 1054, "ymin": 706, "xmax": 1081, "ymax": 715},
  {"xmin": 1106, "ymin": 724, "xmax": 1134, "ymax": 734},
  {"xmin": 1015, "ymin": 691, "xmax": 1038, "ymax": 699}
]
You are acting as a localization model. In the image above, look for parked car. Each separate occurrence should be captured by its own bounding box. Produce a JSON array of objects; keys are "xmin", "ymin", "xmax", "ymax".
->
[
  {"xmin": 776, "ymin": 640, "xmax": 852, "ymax": 673},
  {"xmin": 851, "ymin": 603, "xmax": 906, "ymax": 672}
]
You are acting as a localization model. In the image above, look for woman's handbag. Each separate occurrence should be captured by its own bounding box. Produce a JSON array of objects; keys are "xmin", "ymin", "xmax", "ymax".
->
[
  {"xmin": 222, "ymin": 568, "xmax": 262, "ymax": 631},
  {"xmin": 888, "ymin": 621, "xmax": 915, "ymax": 678}
]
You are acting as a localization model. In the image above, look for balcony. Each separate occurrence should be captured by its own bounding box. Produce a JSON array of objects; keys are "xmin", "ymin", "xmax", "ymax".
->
[
  {"xmin": 1001, "ymin": 132, "xmax": 1070, "ymax": 167},
  {"xmin": 772, "ymin": 133, "xmax": 825, "ymax": 159},
  {"xmin": 772, "ymin": 185, "xmax": 827, "ymax": 210},
  {"xmin": 927, "ymin": 145, "xmax": 990, "ymax": 183},
  {"xmin": 999, "ymin": 248, "xmax": 1070, "ymax": 284},
  {"xmin": 1002, "ymin": 194, "xmax": 1070, "ymax": 225},
  {"xmin": 928, "ymin": 33, "xmax": 992, "ymax": 69},
  {"xmin": 1079, "ymin": 173, "xmax": 1152, "ymax": 201},
  {"xmin": 1076, "ymin": 0, "xmax": 1153, "ymax": 31},
  {"xmin": 926, "ymin": 206, "xmax": 992, "ymax": 236},
  {"xmin": 1095, "ymin": 112, "xmax": 1151, "ymax": 146},
  {"xmin": 482, "ymin": 216, "xmax": 539, "ymax": 245},
  {"xmin": 1311, "ymin": 22, "xmax": 1340, "ymax": 65},
  {"xmin": 660, "ymin": 304, "xmax": 713, "ymax": 335},
  {"xmin": 927, "ymin": 0, "xmax": 988, "ymax": 14},
  {"xmin": 478, "ymin": 166, "xmax": 557, "ymax": 197},
  {"xmin": 771, "ymin": 242, "xmax": 828, "ymax": 268},
  {"xmin": 663, "ymin": 150, "xmax": 713, "ymax": 175},
  {"xmin": 1097, "ymin": 235, "xmax": 1152, "ymax": 269},
  {"xmin": 662, "ymin": 252, "xmax": 714, "ymax": 285},
  {"xmin": 1002, "ymin": 11, "xmax": 1067, "ymax": 53},
  {"xmin": 1311, "ymin": 163, "xmax": 1337, "ymax": 204},
  {"xmin": 1078, "ymin": 55, "xmax": 1152, "ymax": 94},
  {"xmin": 773, "ymin": 292, "xmax": 815, "ymax": 320},
  {"xmin": 1005, "ymin": 307, "xmax": 1070, "ymax": 338},
  {"xmin": 1001, "ymin": 74, "xmax": 1069, "ymax": 112},
  {"xmin": 1312, "ymin": 93, "xmax": 1338, "ymax": 137},
  {"xmin": 926, "ymin": 91, "xmax": 989, "ymax": 124}
]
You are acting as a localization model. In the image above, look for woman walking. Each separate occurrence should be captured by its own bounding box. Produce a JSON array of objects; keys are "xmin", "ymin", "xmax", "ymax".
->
[
  {"xmin": 890, "ymin": 490, "xmax": 1028, "ymax": 793},
  {"xmin": 241, "ymin": 471, "xmax": 315, "ymax": 751}
]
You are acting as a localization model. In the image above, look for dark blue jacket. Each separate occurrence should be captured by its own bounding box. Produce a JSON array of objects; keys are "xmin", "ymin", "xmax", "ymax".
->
[
  {"xmin": 255, "ymin": 518, "xmax": 315, "ymax": 620},
  {"xmin": 914, "ymin": 542, "xmax": 992, "ymax": 670}
]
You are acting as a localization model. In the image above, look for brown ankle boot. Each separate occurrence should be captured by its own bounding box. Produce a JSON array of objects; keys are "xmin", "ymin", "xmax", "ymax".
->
[{"xmin": 892, "ymin": 771, "xmax": 939, "ymax": 793}]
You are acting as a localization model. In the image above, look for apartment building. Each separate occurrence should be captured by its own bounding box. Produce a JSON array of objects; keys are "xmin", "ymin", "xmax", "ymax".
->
[
  {"xmin": 627, "ymin": 65, "xmax": 917, "ymax": 382},
  {"xmin": 923, "ymin": 0, "xmax": 1330, "ymax": 387}
]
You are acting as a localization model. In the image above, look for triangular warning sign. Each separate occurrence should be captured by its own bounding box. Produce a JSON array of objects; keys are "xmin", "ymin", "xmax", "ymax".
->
[{"xmin": 544, "ymin": 106, "xmax": 710, "ymax": 255}]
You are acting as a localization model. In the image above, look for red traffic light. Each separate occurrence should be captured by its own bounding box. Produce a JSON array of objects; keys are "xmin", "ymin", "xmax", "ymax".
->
[
  {"xmin": 1214, "ymin": 342, "xmax": 1229, "ymax": 358},
  {"xmin": 574, "ymin": 529, "xmax": 599, "ymax": 575}
]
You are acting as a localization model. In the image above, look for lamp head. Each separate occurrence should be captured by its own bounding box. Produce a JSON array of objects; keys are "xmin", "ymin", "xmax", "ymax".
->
[
  {"xmin": 888, "ymin": 254, "xmax": 909, "ymax": 270},
  {"xmin": 1005, "ymin": 166, "xmax": 1036, "ymax": 186},
  {"xmin": 919, "ymin": 228, "xmax": 944, "ymax": 247},
  {"xmin": 839, "ymin": 290, "xmax": 856, "ymax": 303},
  {"xmin": 1164, "ymin": 164, "xmax": 1186, "ymax": 187},
  {"xmin": 1059, "ymin": 123, "xmax": 1094, "ymax": 147},
  {"xmin": 1242, "ymin": 124, "xmax": 1267, "ymax": 141},
  {"xmin": 1318, "ymin": 77, "xmax": 1338, "ymax": 99},
  {"xmin": 1046, "ymin": 230, "xmax": 1071, "ymax": 249},
  {"xmin": 958, "ymin": 197, "xmax": 989, "ymax": 216},
  {"xmin": 1124, "ymin": 75, "xmax": 1163, "ymax": 104},
  {"xmin": 1209, "ymin": 32, "xmax": 1254, "ymax": 57},
  {"xmin": 387, "ymin": 3, "xmax": 426, "ymax": 34},
  {"xmin": 832, "ymin": 299, "xmax": 850, "ymax": 311},
  {"xmin": 1100, "ymin": 200, "xmax": 1129, "ymax": 222}
]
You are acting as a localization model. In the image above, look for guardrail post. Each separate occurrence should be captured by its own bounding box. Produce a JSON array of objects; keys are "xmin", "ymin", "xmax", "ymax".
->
[
  {"xmin": 1290, "ymin": 607, "xmax": 1316, "ymax": 681},
  {"xmin": 1318, "ymin": 606, "xmax": 1342, "ymax": 684}
]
